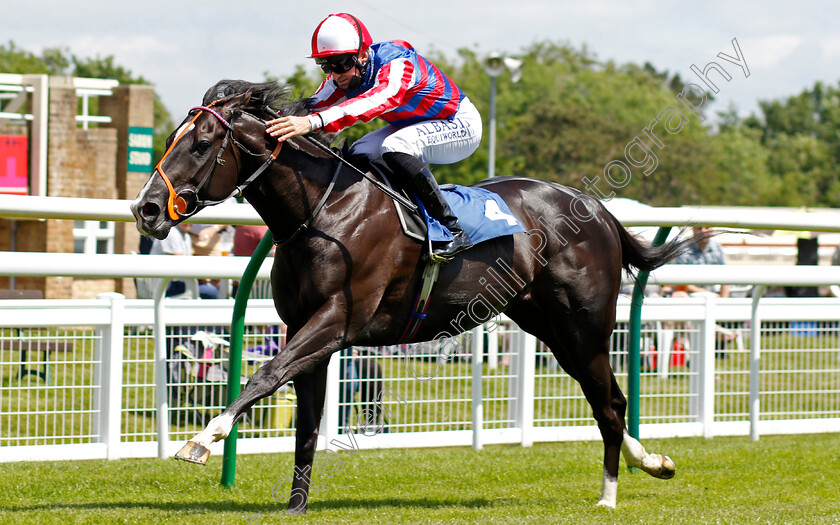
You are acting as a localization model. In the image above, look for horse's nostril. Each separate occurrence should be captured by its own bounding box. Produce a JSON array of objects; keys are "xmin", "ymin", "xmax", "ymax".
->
[{"xmin": 140, "ymin": 202, "xmax": 161, "ymax": 219}]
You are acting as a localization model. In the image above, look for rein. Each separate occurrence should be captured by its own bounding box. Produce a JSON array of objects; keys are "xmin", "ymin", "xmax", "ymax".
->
[{"xmin": 155, "ymin": 101, "xmax": 339, "ymax": 248}]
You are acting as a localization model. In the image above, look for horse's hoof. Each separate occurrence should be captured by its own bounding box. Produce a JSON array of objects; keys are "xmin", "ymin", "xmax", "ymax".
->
[
  {"xmin": 660, "ymin": 455, "xmax": 676, "ymax": 478},
  {"xmin": 654, "ymin": 454, "xmax": 676, "ymax": 479},
  {"xmin": 174, "ymin": 441, "xmax": 210, "ymax": 465},
  {"xmin": 595, "ymin": 499, "xmax": 616, "ymax": 509}
]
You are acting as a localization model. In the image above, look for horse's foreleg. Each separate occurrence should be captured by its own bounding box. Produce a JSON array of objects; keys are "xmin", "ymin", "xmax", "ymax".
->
[
  {"xmin": 174, "ymin": 362, "xmax": 283, "ymax": 464},
  {"xmin": 174, "ymin": 356, "xmax": 293, "ymax": 463},
  {"xmin": 176, "ymin": 311, "xmax": 345, "ymax": 465},
  {"xmin": 285, "ymin": 360, "xmax": 329, "ymax": 515},
  {"xmin": 621, "ymin": 430, "xmax": 676, "ymax": 479},
  {"xmin": 174, "ymin": 412, "xmax": 237, "ymax": 464}
]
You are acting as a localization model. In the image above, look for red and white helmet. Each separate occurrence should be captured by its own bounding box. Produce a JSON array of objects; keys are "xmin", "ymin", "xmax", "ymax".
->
[{"xmin": 309, "ymin": 13, "xmax": 373, "ymax": 58}]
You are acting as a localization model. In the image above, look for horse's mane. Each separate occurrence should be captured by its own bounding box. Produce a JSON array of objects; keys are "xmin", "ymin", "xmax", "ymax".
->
[{"xmin": 202, "ymin": 79, "xmax": 335, "ymax": 147}]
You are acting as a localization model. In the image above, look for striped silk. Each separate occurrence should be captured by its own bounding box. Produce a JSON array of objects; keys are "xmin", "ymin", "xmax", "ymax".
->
[{"xmin": 309, "ymin": 40, "xmax": 465, "ymax": 133}]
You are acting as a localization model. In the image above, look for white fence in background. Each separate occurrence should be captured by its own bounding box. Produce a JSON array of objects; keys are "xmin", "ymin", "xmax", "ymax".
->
[
  {"xmin": 1, "ymin": 195, "xmax": 839, "ymax": 462},
  {"xmin": 1, "ymin": 294, "xmax": 838, "ymax": 463}
]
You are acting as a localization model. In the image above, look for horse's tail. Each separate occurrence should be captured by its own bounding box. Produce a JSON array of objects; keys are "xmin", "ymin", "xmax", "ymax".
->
[{"xmin": 608, "ymin": 212, "xmax": 691, "ymax": 279}]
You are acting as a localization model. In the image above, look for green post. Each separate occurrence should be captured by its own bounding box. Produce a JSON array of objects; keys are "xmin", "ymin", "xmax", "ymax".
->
[
  {"xmin": 220, "ymin": 232, "xmax": 274, "ymax": 488},
  {"xmin": 627, "ymin": 226, "xmax": 672, "ymax": 445}
]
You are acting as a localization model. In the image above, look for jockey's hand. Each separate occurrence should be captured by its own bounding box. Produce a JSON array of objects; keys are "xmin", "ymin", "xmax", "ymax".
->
[{"xmin": 266, "ymin": 116, "xmax": 312, "ymax": 142}]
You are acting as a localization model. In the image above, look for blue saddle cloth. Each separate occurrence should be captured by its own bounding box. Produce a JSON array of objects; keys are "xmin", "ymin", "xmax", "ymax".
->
[{"xmin": 416, "ymin": 185, "xmax": 526, "ymax": 243}]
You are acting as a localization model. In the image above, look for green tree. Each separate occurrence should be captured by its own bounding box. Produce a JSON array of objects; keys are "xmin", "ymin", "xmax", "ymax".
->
[
  {"xmin": 0, "ymin": 41, "xmax": 64, "ymax": 74},
  {"xmin": 708, "ymin": 124, "xmax": 775, "ymax": 205},
  {"xmin": 451, "ymin": 41, "xmax": 719, "ymax": 205},
  {"xmin": 745, "ymin": 81, "xmax": 840, "ymax": 207}
]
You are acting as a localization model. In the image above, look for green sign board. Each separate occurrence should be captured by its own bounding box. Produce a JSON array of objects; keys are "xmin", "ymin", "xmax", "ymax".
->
[{"xmin": 127, "ymin": 126, "xmax": 154, "ymax": 172}]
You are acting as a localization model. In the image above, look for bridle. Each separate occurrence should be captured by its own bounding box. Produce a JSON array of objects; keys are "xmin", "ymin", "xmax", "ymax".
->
[
  {"xmin": 154, "ymin": 101, "xmax": 283, "ymax": 220},
  {"xmin": 153, "ymin": 100, "xmax": 343, "ymax": 248}
]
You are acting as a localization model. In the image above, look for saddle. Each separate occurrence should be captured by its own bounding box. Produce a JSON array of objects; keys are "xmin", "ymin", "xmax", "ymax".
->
[{"xmin": 366, "ymin": 160, "xmax": 429, "ymax": 243}]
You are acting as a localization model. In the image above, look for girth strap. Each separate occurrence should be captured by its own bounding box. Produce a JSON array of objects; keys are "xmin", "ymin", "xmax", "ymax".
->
[{"xmin": 397, "ymin": 260, "xmax": 441, "ymax": 343}]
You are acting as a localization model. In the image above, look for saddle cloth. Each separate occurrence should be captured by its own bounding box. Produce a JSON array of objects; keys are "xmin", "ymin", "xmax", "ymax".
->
[
  {"xmin": 424, "ymin": 184, "xmax": 526, "ymax": 243},
  {"xmin": 380, "ymin": 173, "xmax": 526, "ymax": 244}
]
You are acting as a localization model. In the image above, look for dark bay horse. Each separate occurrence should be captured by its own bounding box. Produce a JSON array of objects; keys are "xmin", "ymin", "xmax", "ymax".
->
[{"xmin": 131, "ymin": 80, "xmax": 684, "ymax": 512}]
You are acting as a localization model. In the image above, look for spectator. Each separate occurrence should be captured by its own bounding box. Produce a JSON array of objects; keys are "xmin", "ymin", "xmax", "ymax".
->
[
  {"xmin": 232, "ymin": 225, "xmax": 272, "ymax": 298},
  {"xmin": 668, "ymin": 226, "xmax": 730, "ymax": 298},
  {"xmin": 338, "ymin": 347, "xmax": 360, "ymax": 431},
  {"xmin": 138, "ymin": 234, "xmax": 154, "ymax": 255},
  {"xmin": 147, "ymin": 224, "xmax": 201, "ymax": 395},
  {"xmin": 149, "ymin": 223, "xmax": 197, "ymax": 298},
  {"xmin": 665, "ymin": 226, "xmax": 737, "ymax": 354},
  {"xmin": 190, "ymin": 224, "xmax": 230, "ymax": 257},
  {"xmin": 233, "ymin": 225, "xmax": 270, "ymax": 257},
  {"xmin": 189, "ymin": 224, "xmax": 232, "ymax": 299}
]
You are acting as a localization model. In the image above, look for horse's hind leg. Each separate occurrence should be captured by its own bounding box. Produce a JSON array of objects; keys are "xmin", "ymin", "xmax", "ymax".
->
[
  {"xmin": 598, "ymin": 351, "xmax": 676, "ymax": 479},
  {"xmin": 507, "ymin": 305, "xmax": 629, "ymax": 507},
  {"xmin": 572, "ymin": 351, "xmax": 627, "ymax": 508},
  {"xmin": 570, "ymin": 347, "xmax": 675, "ymax": 507}
]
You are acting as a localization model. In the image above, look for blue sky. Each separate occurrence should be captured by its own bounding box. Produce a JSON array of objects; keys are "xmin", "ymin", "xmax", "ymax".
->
[{"xmin": 6, "ymin": 1, "xmax": 838, "ymax": 121}]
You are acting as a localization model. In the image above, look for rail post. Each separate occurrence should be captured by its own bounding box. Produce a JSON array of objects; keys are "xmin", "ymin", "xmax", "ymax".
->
[
  {"xmin": 97, "ymin": 292, "xmax": 126, "ymax": 460},
  {"xmin": 749, "ymin": 285, "xmax": 766, "ymax": 441},
  {"xmin": 471, "ymin": 324, "xmax": 484, "ymax": 451},
  {"xmin": 628, "ymin": 227, "xmax": 672, "ymax": 448},
  {"xmin": 154, "ymin": 278, "xmax": 171, "ymax": 460},
  {"xmin": 220, "ymin": 232, "xmax": 274, "ymax": 488}
]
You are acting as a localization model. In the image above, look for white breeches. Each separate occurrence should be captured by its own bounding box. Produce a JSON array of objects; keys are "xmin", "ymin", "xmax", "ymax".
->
[{"xmin": 349, "ymin": 97, "xmax": 483, "ymax": 165}]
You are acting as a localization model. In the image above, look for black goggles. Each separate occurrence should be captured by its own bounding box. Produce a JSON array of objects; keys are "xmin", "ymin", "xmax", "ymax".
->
[{"xmin": 316, "ymin": 54, "xmax": 358, "ymax": 74}]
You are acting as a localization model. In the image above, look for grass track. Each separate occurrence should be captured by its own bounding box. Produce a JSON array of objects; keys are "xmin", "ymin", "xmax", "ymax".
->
[{"xmin": 2, "ymin": 433, "xmax": 840, "ymax": 524}]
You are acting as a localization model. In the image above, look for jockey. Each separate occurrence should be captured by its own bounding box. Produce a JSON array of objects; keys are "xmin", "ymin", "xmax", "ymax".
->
[{"xmin": 266, "ymin": 12, "xmax": 483, "ymax": 260}]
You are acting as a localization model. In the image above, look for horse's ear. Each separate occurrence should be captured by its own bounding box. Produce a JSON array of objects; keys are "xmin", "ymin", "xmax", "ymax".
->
[
  {"xmin": 240, "ymin": 88, "xmax": 254, "ymax": 108},
  {"xmin": 221, "ymin": 89, "xmax": 254, "ymax": 121},
  {"xmin": 224, "ymin": 89, "xmax": 253, "ymax": 111}
]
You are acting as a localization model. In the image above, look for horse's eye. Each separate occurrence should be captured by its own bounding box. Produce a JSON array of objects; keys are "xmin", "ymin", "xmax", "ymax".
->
[{"xmin": 195, "ymin": 140, "xmax": 212, "ymax": 156}]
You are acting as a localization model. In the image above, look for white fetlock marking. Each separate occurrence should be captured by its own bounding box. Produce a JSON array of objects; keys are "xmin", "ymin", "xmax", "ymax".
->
[
  {"xmin": 622, "ymin": 430, "xmax": 675, "ymax": 478},
  {"xmin": 596, "ymin": 468, "xmax": 617, "ymax": 508},
  {"xmin": 621, "ymin": 429, "xmax": 647, "ymax": 469},
  {"xmin": 193, "ymin": 413, "xmax": 234, "ymax": 446}
]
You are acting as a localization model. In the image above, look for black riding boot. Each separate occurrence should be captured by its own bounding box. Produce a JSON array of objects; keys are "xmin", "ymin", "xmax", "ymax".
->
[{"xmin": 382, "ymin": 152, "xmax": 473, "ymax": 260}]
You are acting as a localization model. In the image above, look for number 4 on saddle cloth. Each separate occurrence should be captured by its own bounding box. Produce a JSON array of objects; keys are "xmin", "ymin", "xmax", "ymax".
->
[{"xmin": 382, "ymin": 175, "xmax": 527, "ymax": 248}]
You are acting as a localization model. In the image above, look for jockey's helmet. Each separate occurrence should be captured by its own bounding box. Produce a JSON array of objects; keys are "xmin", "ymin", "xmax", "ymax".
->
[{"xmin": 309, "ymin": 13, "xmax": 373, "ymax": 58}]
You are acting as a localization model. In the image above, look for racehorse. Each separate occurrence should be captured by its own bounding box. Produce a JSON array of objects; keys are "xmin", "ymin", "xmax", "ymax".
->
[{"xmin": 131, "ymin": 80, "xmax": 686, "ymax": 512}]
